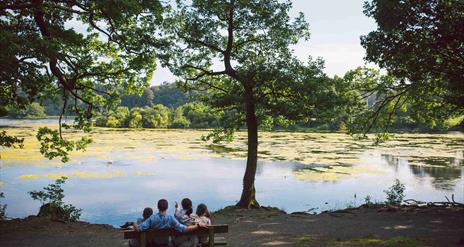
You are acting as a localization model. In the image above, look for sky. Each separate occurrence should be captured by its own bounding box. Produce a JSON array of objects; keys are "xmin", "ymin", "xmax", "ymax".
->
[{"xmin": 151, "ymin": 0, "xmax": 379, "ymax": 85}]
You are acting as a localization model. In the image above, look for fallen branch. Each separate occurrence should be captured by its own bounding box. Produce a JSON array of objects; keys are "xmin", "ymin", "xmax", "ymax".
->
[{"xmin": 403, "ymin": 194, "xmax": 463, "ymax": 207}]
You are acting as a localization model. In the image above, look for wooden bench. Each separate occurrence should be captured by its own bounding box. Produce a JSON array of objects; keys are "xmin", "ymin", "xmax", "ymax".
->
[{"xmin": 123, "ymin": 224, "xmax": 228, "ymax": 247}]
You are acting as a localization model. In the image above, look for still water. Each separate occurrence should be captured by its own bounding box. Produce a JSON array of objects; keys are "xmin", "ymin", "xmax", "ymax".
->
[{"xmin": 0, "ymin": 119, "xmax": 463, "ymax": 226}]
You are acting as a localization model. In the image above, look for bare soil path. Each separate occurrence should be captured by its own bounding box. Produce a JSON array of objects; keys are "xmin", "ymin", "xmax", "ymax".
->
[{"xmin": 1, "ymin": 206, "xmax": 463, "ymax": 247}]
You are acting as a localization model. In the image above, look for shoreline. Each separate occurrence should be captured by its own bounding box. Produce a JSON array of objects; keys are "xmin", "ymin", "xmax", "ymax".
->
[{"xmin": 1, "ymin": 204, "xmax": 463, "ymax": 247}]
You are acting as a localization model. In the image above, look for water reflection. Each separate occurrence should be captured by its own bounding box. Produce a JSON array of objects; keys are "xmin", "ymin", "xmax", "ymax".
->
[
  {"xmin": 380, "ymin": 154, "xmax": 463, "ymax": 191},
  {"xmin": 409, "ymin": 165, "xmax": 463, "ymax": 190},
  {"xmin": 1, "ymin": 119, "xmax": 463, "ymax": 226},
  {"xmin": 1, "ymin": 154, "xmax": 463, "ymax": 226}
]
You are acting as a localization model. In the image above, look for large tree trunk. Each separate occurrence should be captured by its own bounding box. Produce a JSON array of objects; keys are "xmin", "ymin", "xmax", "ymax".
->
[{"xmin": 236, "ymin": 86, "xmax": 260, "ymax": 208}]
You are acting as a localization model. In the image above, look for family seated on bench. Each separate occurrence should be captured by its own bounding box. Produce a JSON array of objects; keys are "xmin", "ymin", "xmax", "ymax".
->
[{"xmin": 121, "ymin": 198, "xmax": 211, "ymax": 247}]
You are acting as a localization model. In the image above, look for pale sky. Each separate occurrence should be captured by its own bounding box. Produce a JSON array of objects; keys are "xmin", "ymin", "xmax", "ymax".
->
[{"xmin": 151, "ymin": 0, "xmax": 378, "ymax": 85}]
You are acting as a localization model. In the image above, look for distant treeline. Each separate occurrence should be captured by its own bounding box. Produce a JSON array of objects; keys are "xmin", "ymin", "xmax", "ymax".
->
[
  {"xmin": 7, "ymin": 83, "xmax": 193, "ymax": 118},
  {"xmin": 95, "ymin": 103, "xmax": 221, "ymax": 129},
  {"xmin": 6, "ymin": 83, "xmax": 463, "ymax": 132}
]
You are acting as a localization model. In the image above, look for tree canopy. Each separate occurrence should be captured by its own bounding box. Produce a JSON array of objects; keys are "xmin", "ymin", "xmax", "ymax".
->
[
  {"xmin": 0, "ymin": 0, "xmax": 167, "ymax": 159},
  {"xmin": 359, "ymin": 0, "xmax": 464, "ymax": 131},
  {"xmin": 161, "ymin": 0, "xmax": 353, "ymax": 207}
]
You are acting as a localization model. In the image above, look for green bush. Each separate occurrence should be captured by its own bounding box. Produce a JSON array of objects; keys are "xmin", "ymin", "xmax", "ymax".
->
[
  {"xmin": 114, "ymin": 106, "xmax": 130, "ymax": 127},
  {"xmin": 128, "ymin": 110, "xmax": 143, "ymax": 128},
  {"xmin": 29, "ymin": 177, "xmax": 82, "ymax": 221},
  {"xmin": 170, "ymin": 107, "xmax": 190, "ymax": 128},
  {"xmin": 94, "ymin": 116, "xmax": 108, "ymax": 127},
  {"xmin": 183, "ymin": 102, "xmax": 220, "ymax": 128},
  {"xmin": 384, "ymin": 179, "xmax": 405, "ymax": 205},
  {"xmin": 142, "ymin": 105, "xmax": 170, "ymax": 128},
  {"xmin": 106, "ymin": 115, "xmax": 120, "ymax": 128}
]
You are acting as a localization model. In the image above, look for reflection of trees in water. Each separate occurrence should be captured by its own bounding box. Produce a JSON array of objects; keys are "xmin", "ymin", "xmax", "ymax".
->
[
  {"xmin": 381, "ymin": 154, "xmax": 463, "ymax": 191},
  {"xmin": 420, "ymin": 156, "xmax": 463, "ymax": 167},
  {"xmin": 408, "ymin": 165, "xmax": 463, "ymax": 191},
  {"xmin": 381, "ymin": 154, "xmax": 401, "ymax": 172}
]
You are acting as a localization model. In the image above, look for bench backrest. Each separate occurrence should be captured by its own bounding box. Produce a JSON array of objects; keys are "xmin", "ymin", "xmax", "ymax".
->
[{"xmin": 123, "ymin": 224, "xmax": 228, "ymax": 247}]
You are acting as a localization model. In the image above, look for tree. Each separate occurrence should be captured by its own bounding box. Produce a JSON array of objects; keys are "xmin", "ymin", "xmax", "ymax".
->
[
  {"xmin": 152, "ymin": 82, "xmax": 193, "ymax": 108},
  {"xmin": 142, "ymin": 105, "xmax": 170, "ymax": 128},
  {"xmin": 162, "ymin": 0, "xmax": 345, "ymax": 207},
  {"xmin": 342, "ymin": 66, "xmax": 464, "ymax": 136},
  {"xmin": 360, "ymin": 0, "xmax": 464, "ymax": 130},
  {"xmin": 170, "ymin": 106, "xmax": 190, "ymax": 128},
  {"xmin": 8, "ymin": 102, "xmax": 46, "ymax": 119},
  {"xmin": 140, "ymin": 88, "xmax": 155, "ymax": 107},
  {"xmin": 128, "ymin": 108, "xmax": 143, "ymax": 128},
  {"xmin": 182, "ymin": 102, "xmax": 220, "ymax": 128},
  {"xmin": 0, "ymin": 0, "xmax": 166, "ymax": 160},
  {"xmin": 114, "ymin": 106, "xmax": 130, "ymax": 127}
]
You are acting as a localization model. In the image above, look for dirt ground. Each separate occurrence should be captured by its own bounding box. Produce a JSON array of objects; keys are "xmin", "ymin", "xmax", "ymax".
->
[{"xmin": 0, "ymin": 206, "xmax": 463, "ymax": 247}]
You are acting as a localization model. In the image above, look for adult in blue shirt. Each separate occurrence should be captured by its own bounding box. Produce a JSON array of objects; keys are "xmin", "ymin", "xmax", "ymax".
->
[{"xmin": 132, "ymin": 199, "xmax": 207, "ymax": 246}]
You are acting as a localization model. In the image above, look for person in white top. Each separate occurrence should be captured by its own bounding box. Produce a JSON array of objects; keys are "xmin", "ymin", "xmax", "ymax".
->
[{"xmin": 173, "ymin": 198, "xmax": 197, "ymax": 247}]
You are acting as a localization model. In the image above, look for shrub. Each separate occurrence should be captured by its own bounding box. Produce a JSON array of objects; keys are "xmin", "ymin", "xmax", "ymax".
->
[
  {"xmin": 170, "ymin": 107, "xmax": 190, "ymax": 128},
  {"xmin": 29, "ymin": 177, "xmax": 82, "ymax": 221},
  {"xmin": 106, "ymin": 115, "xmax": 120, "ymax": 128},
  {"xmin": 384, "ymin": 179, "xmax": 405, "ymax": 205},
  {"xmin": 129, "ymin": 110, "xmax": 143, "ymax": 128},
  {"xmin": 142, "ymin": 105, "xmax": 170, "ymax": 128},
  {"xmin": 114, "ymin": 106, "xmax": 130, "ymax": 127},
  {"xmin": 94, "ymin": 116, "xmax": 108, "ymax": 127}
]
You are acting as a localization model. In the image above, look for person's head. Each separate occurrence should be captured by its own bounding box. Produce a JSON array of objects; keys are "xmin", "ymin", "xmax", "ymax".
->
[
  {"xmin": 157, "ymin": 199, "xmax": 168, "ymax": 212},
  {"xmin": 196, "ymin": 203, "xmax": 210, "ymax": 218},
  {"xmin": 181, "ymin": 198, "xmax": 193, "ymax": 216},
  {"xmin": 142, "ymin": 207, "xmax": 153, "ymax": 220}
]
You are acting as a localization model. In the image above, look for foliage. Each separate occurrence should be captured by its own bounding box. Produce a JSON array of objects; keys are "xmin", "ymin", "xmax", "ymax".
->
[
  {"xmin": 128, "ymin": 109, "xmax": 143, "ymax": 128},
  {"xmin": 106, "ymin": 116, "xmax": 121, "ymax": 128},
  {"xmin": 159, "ymin": 0, "xmax": 359, "ymax": 207},
  {"xmin": 0, "ymin": 0, "xmax": 167, "ymax": 162},
  {"xmin": 182, "ymin": 103, "xmax": 221, "ymax": 129},
  {"xmin": 36, "ymin": 128, "xmax": 92, "ymax": 163},
  {"xmin": 384, "ymin": 179, "xmax": 405, "ymax": 205},
  {"xmin": 7, "ymin": 103, "xmax": 47, "ymax": 119},
  {"xmin": 121, "ymin": 88, "xmax": 155, "ymax": 108},
  {"xmin": 343, "ymin": 67, "xmax": 463, "ymax": 135},
  {"xmin": 358, "ymin": 0, "xmax": 464, "ymax": 133},
  {"xmin": 364, "ymin": 195, "xmax": 373, "ymax": 206},
  {"xmin": 153, "ymin": 83, "xmax": 194, "ymax": 108},
  {"xmin": 29, "ymin": 177, "xmax": 82, "ymax": 221},
  {"xmin": 120, "ymin": 84, "xmax": 194, "ymax": 109},
  {"xmin": 142, "ymin": 105, "xmax": 170, "ymax": 128},
  {"xmin": 0, "ymin": 130, "xmax": 24, "ymax": 149},
  {"xmin": 170, "ymin": 106, "xmax": 191, "ymax": 128},
  {"xmin": 94, "ymin": 116, "xmax": 108, "ymax": 127}
]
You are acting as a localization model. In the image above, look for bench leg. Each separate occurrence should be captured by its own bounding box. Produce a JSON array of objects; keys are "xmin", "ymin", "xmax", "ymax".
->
[
  {"xmin": 141, "ymin": 232, "xmax": 147, "ymax": 247},
  {"xmin": 208, "ymin": 229, "xmax": 214, "ymax": 247}
]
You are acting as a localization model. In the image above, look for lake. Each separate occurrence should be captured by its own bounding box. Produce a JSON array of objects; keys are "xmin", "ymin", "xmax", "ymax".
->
[{"xmin": 0, "ymin": 119, "xmax": 463, "ymax": 226}]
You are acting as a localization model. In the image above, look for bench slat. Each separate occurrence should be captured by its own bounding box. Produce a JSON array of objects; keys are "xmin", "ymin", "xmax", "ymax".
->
[
  {"xmin": 214, "ymin": 236, "xmax": 227, "ymax": 246},
  {"xmin": 123, "ymin": 224, "xmax": 228, "ymax": 239}
]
